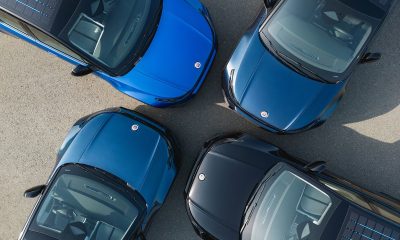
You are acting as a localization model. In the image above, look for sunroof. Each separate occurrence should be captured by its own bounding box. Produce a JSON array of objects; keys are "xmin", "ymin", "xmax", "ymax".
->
[
  {"xmin": 338, "ymin": 207, "xmax": 400, "ymax": 240},
  {"xmin": 0, "ymin": 0, "xmax": 62, "ymax": 31}
]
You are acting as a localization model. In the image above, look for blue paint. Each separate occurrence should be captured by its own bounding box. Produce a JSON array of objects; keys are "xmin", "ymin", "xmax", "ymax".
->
[
  {"xmin": 54, "ymin": 108, "xmax": 177, "ymax": 228},
  {"xmin": 223, "ymin": 9, "xmax": 344, "ymax": 134},
  {"xmin": 97, "ymin": 0, "xmax": 216, "ymax": 107},
  {"xmin": 56, "ymin": 108, "xmax": 177, "ymax": 211},
  {"xmin": 223, "ymin": 0, "xmax": 393, "ymax": 134},
  {"xmin": 1, "ymin": 0, "xmax": 216, "ymax": 107},
  {"xmin": 17, "ymin": 108, "xmax": 177, "ymax": 238}
]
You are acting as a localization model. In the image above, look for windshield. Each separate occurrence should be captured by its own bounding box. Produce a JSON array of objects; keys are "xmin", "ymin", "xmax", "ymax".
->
[
  {"xmin": 261, "ymin": 0, "xmax": 381, "ymax": 82},
  {"xmin": 1, "ymin": 0, "xmax": 161, "ymax": 73},
  {"xmin": 27, "ymin": 165, "xmax": 142, "ymax": 240},
  {"xmin": 53, "ymin": 0, "xmax": 160, "ymax": 74},
  {"xmin": 249, "ymin": 171, "xmax": 333, "ymax": 240}
]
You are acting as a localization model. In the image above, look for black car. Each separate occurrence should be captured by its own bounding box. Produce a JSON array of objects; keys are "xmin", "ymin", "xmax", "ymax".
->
[{"xmin": 185, "ymin": 134, "xmax": 400, "ymax": 240}]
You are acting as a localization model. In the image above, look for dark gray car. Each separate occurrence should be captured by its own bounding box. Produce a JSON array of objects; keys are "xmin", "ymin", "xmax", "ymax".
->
[{"xmin": 185, "ymin": 134, "xmax": 400, "ymax": 240}]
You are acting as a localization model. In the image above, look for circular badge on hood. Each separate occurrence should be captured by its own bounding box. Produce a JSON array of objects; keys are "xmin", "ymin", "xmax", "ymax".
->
[
  {"xmin": 198, "ymin": 173, "xmax": 206, "ymax": 181},
  {"xmin": 131, "ymin": 124, "xmax": 139, "ymax": 131},
  {"xmin": 261, "ymin": 111, "xmax": 269, "ymax": 118},
  {"xmin": 194, "ymin": 62, "xmax": 202, "ymax": 69}
]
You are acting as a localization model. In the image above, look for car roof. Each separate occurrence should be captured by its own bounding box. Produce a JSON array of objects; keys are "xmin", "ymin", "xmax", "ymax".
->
[
  {"xmin": 338, "ymin": 205, "xmax": 400, "ymax": 239},
  {"xmin": 340, "ymin": 0, "xmax": 393, "ymax": 19},
  {"xmin": 0, "ymin": 0, "xmax": 78, "ymax": 33}
]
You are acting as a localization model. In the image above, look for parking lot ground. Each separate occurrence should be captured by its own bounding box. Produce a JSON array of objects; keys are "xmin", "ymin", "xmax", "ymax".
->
[{"xmin": 0, "ymin": 1, "xmax": 399, "ymax": 239}]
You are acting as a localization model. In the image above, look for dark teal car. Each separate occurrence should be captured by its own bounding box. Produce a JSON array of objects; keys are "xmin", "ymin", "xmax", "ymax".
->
[
  {"xmin": 19, "ymin": 108, "xmax": 177, "ymax": 240},
  {"xmin": 223, "ymin": 0, "xmax": 394, "ymax": 133}
]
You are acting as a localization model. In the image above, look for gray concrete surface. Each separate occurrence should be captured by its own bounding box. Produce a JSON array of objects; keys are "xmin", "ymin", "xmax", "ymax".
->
[{"xmin": 0, "ymin": 0, "xmax": 399, "ymax": 239}]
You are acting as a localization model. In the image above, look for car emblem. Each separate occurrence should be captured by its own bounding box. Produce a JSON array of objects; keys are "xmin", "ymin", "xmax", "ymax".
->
[
  {"xmin": 194, "ymin": 62, "xmax": 202, "ymax": 69},
  {"xmin": 198, "ymin": 173, "xmax": 206, "ymax": 181},
  {"xmin": 131, "ymin": 124, "xmax": 139, "ymax": 131},
  {"xmin": 261, "ymin": 111, "xmax": 269, "ymax": 118}
]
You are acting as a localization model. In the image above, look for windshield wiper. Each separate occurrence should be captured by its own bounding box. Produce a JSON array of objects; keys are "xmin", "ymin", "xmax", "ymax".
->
[
  {"xmin": 78, "ymin": 164, "xmax": 127, "ymax": 187},
  {"xmin": 278, "ymin": 51, "xmax": 328, "ymax": 83},
  {"xmin": 240, "ymin": 183, "xmax": 266, "ymax": 233},
  {"xmin": 240, "ymin": 170, "xmax": 278, "ymax": 232},
  {"xmin": 264, "ymin": 37, "xmax": 328, "ymax": 83}
]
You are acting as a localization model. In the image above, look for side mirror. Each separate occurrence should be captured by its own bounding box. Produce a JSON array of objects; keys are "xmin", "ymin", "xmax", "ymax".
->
[
  {"xmin": 264, "ymin": 0, "xmax": 277, "ymax": 8},
  {"xmin": 360, "ymin": 52, "xmax": 381, "ymax": 64},
  {"xmin": 304, "ymin": 161, "xmax": 327, "ymax": 174},
  {"xmin": 71, "ymin": 65, "xmax": 93, "ymax": 77},
  {"xmin": 24, "ymin": 185, "xmax": 46, "ymax": 198}
]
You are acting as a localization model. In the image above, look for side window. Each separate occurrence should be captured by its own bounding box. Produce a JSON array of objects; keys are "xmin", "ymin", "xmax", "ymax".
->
[
  {"xmin": 321, "ymin": 180, "xmax": 400, "ymax": 224},
  {"xmin": 26, "ymin": 25, "xmax": 85, "ymax": 62},
  {"xmin": 0, "ymin": 9, "xmax": 85, "ymax": 63},
  {"xmin": 0, "ymin": 10, "xmax": 28, "ymax": 35},
  {"xmin": 322, "ymin": 180, "xmax": 372, "ymax": 209}
]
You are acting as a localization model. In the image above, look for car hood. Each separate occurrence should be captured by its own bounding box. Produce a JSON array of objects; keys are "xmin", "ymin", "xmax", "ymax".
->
[
  {"xmin": 121, "ymin": 0, "xmax": 214, "ymax": 98},
  {"xmin": 229, "ymin": 30, "xmax": 344, "ymax": 131},
  {"xmin": 187, "ymin": 144, "xmax": 271, "ymax": 240},
  {"xmin": 58, "ymin": 112, "xmax": 170, "ymax": 195}
]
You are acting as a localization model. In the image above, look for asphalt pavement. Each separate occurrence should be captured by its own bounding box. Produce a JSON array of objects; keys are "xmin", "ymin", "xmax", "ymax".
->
[{"xmin": 0, "ymin": 0, "xmax": 399, "ymax": 239}]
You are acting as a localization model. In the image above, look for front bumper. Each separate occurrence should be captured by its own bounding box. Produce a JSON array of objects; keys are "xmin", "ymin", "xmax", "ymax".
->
[
  {"xmin": 184, "ymin": 134, "xmax": 243, "ymax": 240},
  {"xmin": 155, "ymin": 5, "xmax": 218, "ymax": 107}
]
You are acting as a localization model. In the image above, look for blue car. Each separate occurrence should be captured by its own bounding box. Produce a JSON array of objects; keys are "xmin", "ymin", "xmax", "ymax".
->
[
  {"xmin": 223, "ymin": 0, "xmax": 394, "ymax": 133},
  {"xmin": 18, "ymin": 108, "xmax": 177, "ymax": 240},
  {"xmin": 0, "ymin": 0, "xmax": 216, "ymax": 107}
]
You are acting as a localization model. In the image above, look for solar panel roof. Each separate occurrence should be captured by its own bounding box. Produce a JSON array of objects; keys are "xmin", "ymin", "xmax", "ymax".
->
[
  {"xmin": 0, "ymin": 0, "xmax": 62, "ymax": 31},
  {"xmin": 338, "ymin": 206, "xmax": 400, "ymax": 240}
]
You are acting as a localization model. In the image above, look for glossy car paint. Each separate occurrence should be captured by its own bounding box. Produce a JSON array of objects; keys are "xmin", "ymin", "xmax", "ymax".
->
[
  {"xmin": 185, "ymin": 134, "xmax": 283, "ymax": 239},
  {"xmin": 185, "ymin": 134, "xmax": 400, "ymax": 240},
  {"xmin": 19, "ymin": 108, "xmax": 177, "ymax": 239},
  {"xmin": 0, "ymin": 0, "xmax": 216, "ymax": 107},
  {"xmin": 223, "ymin": 1, "xmax": 393, "ymax": 133},
  {"xmin": 56, "ymin": 108, "xmax": 177, "ymax": 208}
]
